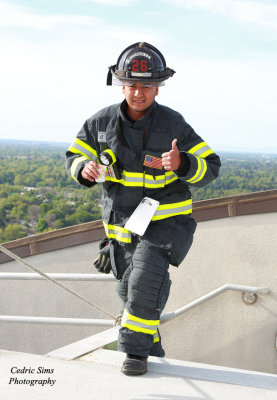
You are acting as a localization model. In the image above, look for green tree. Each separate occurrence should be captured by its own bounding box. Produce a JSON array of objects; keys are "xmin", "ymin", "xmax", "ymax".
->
[
  {"xmin": 36, "ymin": 218, "xmax": 49, "ymax": 232},
  {"xmin": 3, "ymin": 224, "xmax": 25, "ymax": 241},
  {"xmin": 40, "ymin": 203, "xmax": 52, "ymax": 215}
]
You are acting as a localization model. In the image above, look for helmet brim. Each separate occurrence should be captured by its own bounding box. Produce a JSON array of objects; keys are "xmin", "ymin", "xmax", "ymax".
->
[{"xmin": 112, "ymin": 75, "xmax": 166, "ymax": 87}]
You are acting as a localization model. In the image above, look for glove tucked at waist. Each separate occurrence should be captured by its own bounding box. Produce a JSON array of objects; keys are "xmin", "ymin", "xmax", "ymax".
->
[{"xmin": 93, "ymin": 237, "xmax": 112, "ymax": 274}]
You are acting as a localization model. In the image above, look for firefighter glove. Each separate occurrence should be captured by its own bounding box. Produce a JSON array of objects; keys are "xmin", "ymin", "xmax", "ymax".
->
[{"xmin": 93, "ymin": 238, "xmax": 112, "ymax": 274}]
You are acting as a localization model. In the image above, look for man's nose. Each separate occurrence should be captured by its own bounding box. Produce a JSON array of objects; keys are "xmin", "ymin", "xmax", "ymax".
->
[{"xmin": 134, "ymin": 87, "xmax": 143, "ymax": 96}]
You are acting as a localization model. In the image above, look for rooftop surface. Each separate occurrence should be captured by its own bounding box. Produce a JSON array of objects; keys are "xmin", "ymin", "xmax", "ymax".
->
[{"xmin": 1, "ymin": 346, "xmax": 277, "ymax": 400}]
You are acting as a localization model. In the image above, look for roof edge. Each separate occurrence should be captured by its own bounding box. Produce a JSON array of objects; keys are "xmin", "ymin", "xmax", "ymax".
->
[{"xmin": 0, "ymin": 190, "xmax": 276, "ymax": 263}]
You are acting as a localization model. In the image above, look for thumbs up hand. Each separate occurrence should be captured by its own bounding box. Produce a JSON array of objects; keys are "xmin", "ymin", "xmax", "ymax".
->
[{"xmin": 162, "ymin": 139, "xmax": 182, "ymax": 171}]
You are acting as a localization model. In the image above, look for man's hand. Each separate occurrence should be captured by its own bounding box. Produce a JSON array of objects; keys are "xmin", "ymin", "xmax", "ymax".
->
[
  {"xmin": 81, "ymin": 161, "xmax": 101, "ymax": 182},
  {"xmin": 162, "ymin": 139, "xmax": 182, "ymax": 171},
  {"xmin": 93, "ymin": 238, "xmax": 112, "ymax": 274}
]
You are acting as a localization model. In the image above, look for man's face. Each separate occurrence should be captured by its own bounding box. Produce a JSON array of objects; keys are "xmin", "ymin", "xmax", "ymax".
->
[{"xmin": 122, "ymin": 82, "xmax": 159, "ymax": 120}]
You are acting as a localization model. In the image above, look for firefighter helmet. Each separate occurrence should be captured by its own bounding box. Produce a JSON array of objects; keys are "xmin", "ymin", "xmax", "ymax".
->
[{"xmin": 107, "ymin": 42, "xmax": 175, "ymax": 86}]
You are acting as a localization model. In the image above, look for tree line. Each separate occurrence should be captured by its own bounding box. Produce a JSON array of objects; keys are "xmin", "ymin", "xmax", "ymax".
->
[{"xmin": 0, "ymin": 140, "xmax": 276, "ymax": 243}]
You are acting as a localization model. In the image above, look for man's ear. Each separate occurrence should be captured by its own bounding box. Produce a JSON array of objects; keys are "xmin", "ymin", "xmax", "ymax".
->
[
  {"xmin": 122, "ymin": 86, "xmax": 126, "ymax": 94},
  {"xmin": 155, "ymin": 87, "xmax": 159, "ymax": 96}
]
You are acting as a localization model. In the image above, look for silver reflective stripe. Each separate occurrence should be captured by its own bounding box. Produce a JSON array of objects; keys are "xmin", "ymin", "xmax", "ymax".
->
[
  {"xmin": 103, "ymin": 222, "xmax": 132, "ymax": 243},
  {"xmin": 153, "ymin": 331, "xmax": 159, "ymax": 342},
  {"xmin": 154, "ymin": 203, "xmax": 192, "ymax": 217},
  {"xmin": 189, "ymin": 157, "xmax": 206, "ymax": 183},
  {"xmin": 71, "ymin": 156, "xmax": 87, "ymax": 182},
  {"xmin": 145, "ymin": 177, "xmax": 165, "ymax": 185},
  {"xmin": 108, "ymin": 228, "xmax": 131, "ymax": 240},
  {"xmin": 106, "ymin": 171, "xmax": 178, "ymax": 187},
  {"xmin": 165, "ymin": 172, "xmax": 178, "ymax": 184},
  {"xmin": 194, "ymin": 145, "xmax": 211, "ymax": 157},
  {"xmin": 122, "ymin": 318, "xmax": 158, "ymax": 333},
  {"xmin": 71, "ymin": 142, "xmax": 98, "ymax": 161},
  {"xmin": 123, "ymin": 175, "xmax": 143, "ymax": 183}
]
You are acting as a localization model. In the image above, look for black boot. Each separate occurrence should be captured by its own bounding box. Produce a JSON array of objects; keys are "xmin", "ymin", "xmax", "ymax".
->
[{"xmin": 121, "ymin": 354, "xmax": 148, "ymax": 376}]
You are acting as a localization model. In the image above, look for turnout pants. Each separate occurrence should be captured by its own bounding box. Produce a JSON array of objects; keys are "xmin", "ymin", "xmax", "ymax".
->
[{"xmin": 111, "ymin": 215, "xmax": 196, "ymax": 358}]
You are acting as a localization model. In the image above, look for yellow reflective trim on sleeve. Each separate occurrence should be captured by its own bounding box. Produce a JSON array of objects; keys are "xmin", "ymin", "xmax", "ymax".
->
[
  {"xmin": 188, "ymin": 141, "xmax": 207, "ymax": 155},
  {"xmin": 186, "ymin": 156, "xmax": 201, "ymax": 183},
  {"xmin": 75, "ymin": 138, "xmax": 98, "ymax": 157},
  {"xmin": 192, "ymin": 158, "xmax": 207, "ymax": 183},
  {"xmin": 70, "ymin": 156, "xmax": 88, "ymax": 183},
  {"xmin": 188, "ymin": 141, "xmax": 215, "ymax": 159},
  {"xmin": 186, "ymin": 156, "xmax": 207, "ymax": 184},
  {"xmin": 200, "ymin": 149, "xmax": 214, "ymax": 158},
  {"xmin": 68, "ymin": 138, "xmax": 98, "ymax": 161}
]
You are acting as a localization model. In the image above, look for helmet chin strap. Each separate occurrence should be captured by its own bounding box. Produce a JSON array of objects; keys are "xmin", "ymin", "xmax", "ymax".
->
[{"xmin": 107, "ymin": 65, "xmax": 116, "ymax": 86}]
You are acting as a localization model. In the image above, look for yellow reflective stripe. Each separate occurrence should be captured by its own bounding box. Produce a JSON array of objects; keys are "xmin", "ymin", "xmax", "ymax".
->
[
  {"xmin": 194, "ymin": 158, "xmax": 208, "ymax": 183},
  {"xmin": 188, "ymin": 141, "xmax": 207, "ymax": 154},
  {"xmin": 70, "ymin": 156, "xmax": 88, "ymax": 183},
  {"xmin": 122, "ymin": 323, "xmax": 158, "ymax": 335},
  {"xmin": 165, "ymin": 171, "xmax": 178, "ymax": 185},
  {"xmin": 200, "ymin": 149, "xmax": 214, "ymax": 158},
  {"xmin": 123, "ymin": 309, "xmax": 159, "ymax": 326},
  {"xmin": 103, "ymin": 221, "xmax": 132, "ymax": 244},
  {"xmin": 187, "ymin": 156, "xmax": 201, "ymax": 183},
  {"xmin": 188, "ymin": 141, "xmax": 215, "ymax": 159},
  {"xmin": 105, "ymin": 170, "xmax": 143, "ymax": 186},
  {"xmin": 68, "ymin": 138, "xmax": 98, "ymax": 161},
  {"xmin": 121, "ymin": 309, "xmax": 160, "ymax": 335},
  {"xmin": 105, "ymin": 170, "xmax": 178, "ymax": 188},
  {"xmin": 187, "ymin": 156, "xmax": 207, "ymax": 184},
  {"xmin": 153, "ymin": 332, "xmax": 160, "ymax": 343},
  {"xmin": 152, "ymin": 199, "xmax": 192, "ymax": 221},
  {"xmin": 144, "ymin": 173, "xmax": 164, "ymax": 188}
]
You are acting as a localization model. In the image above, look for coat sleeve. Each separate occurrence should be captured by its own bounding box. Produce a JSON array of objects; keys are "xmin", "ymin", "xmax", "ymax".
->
[
  {"xmin": 174, "ymin": 118, "xmax": 221, "ymax": 188},
  {"xmin": 65, "ymin": 119, "xmax": 99, "ymax": 187}
]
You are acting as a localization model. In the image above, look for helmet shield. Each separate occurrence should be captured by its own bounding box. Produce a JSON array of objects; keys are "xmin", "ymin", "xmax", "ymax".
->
[{"xmin": 107, "ymin": 42, "xmax": 175, "ymax": 86}]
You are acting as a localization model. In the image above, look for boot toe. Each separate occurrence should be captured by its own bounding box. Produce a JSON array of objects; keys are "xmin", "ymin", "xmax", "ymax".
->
[{"xmin": 121, "ymin": 355, "xmax": 147, "ymax": 376}]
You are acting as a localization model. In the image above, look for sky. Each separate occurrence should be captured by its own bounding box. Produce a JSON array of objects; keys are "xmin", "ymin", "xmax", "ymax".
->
[{"xmin": 0, "ymin": 0, "xmax": 277, "ymax": 153}]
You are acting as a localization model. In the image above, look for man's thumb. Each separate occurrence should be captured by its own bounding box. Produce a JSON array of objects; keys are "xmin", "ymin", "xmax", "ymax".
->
[{"xmin": 172, "ymin": 138, "xmax": 178, "ymax": 151}]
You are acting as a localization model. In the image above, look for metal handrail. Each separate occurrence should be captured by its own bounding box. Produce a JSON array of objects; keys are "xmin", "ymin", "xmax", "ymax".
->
[
  {"xmin": 0, "ymin": 284, "xmax": 269, "ymax": 327},
  {"xmin": 0, "ymin": 273, "xmax": 116, "ymax": 281},
  {"xmin": 160, "ymin": 284, "xmax": 270, "ymax": 323},
  {"xmin": 0, "ymin": 315, "xmax": 114, "ymax": 327}
]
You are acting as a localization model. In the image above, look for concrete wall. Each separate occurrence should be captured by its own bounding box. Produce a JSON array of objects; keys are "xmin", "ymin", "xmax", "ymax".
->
[
  {"xmin": 0, "ymin": 241, "xmax": 121, "ymax": 355},
  {"xmin": 162, "ymin": 212, "xmax": 277, "ymax": 374},
  {"xmin": 0, "ymin": 212, "xmax": 276, "ymax": 373}
]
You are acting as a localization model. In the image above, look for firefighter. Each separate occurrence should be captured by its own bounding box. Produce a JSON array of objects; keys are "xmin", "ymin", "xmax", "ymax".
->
[{"xmin": 66, "ymin": 42, "xmax": 221, "ymax": 376}]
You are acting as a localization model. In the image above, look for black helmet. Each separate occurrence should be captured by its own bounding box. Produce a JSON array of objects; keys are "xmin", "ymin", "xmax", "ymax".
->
[{"xmin": 107, "ymin": 42, "xmax": 175, "ymax": 86}]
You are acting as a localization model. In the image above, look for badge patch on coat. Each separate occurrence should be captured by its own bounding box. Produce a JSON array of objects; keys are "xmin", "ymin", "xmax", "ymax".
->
[
  {"xmin": 143, "ymin": 155, "xmax": 163, "ymax": 170},
  {"xmin": 98, "ymin": 131, "xmax": 106, "ymax": 142}
]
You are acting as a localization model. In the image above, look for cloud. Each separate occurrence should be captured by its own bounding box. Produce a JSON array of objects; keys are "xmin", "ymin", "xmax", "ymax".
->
[
  {"xmin": 161, "ymin": 0, "xmax": 277, "ymax": 28},
  {"xmin": 0, "ymin": 1, "xmax": 101, "ymax": 29}
]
